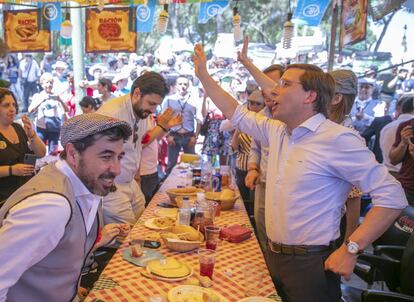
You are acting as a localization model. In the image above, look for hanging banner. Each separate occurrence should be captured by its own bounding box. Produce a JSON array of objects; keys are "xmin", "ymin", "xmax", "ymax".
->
[
  {"xmin": 369, "ymin": 0, "xmax": 404, "ymax": 21},
  {"xmin": 172, "ymin": 0, "xmax": 214, "ymax": 3},
  {"xmin": 198, "ymin": 0, "xmax": 229, "ymax": 24},
  {"xmin": 38, "ymin": 2, "xmax": 62, "ymax": 31},
  {"xmin": 86, "ymin": 8, "xmax": 137, "ymax": 53},
  {"xmin": 3, "ymin": 10, "xmax": 51, "ymax": 53},
  {"xmin": 340, "ymin": 0, "xmax": 368, "ymax": 49},
  {"xmin": 292, "ymin": 0, "xmax": 330, "ymax": 27},
  {"xmin": 136, "ymin": 0, "xmax": 156, "ymax": 32}
]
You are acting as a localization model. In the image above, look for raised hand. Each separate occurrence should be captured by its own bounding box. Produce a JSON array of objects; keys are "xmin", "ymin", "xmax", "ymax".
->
[
  {"xmin": 192, "ymin": 44, "xmax": 208, "ymax": 78},
  {"xmin": 237, "ymin": 36, "xmax": 250, "ymax": 64},
  {"xmin": 21, "ymin": 115, "xmax": 35, "ymax": 139},
  {"xmin": 158, "ymin": 108, "xmax": 182, "ymax": 130}
]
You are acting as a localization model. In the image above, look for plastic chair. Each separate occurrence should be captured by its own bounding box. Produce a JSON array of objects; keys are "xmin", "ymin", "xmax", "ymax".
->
[{"xmin": 360, "ymin": 231, "xmax": 414, "ymax": 301}]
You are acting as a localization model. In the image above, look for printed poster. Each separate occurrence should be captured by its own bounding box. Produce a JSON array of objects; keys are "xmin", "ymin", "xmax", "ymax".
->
[
  {"xmin": 86, "ymin": 8, "xmax": 137, "ymax": 53},
  {"xmin": 3, "ymin": 9, "xmax": 51, "ymax": 53},
  {"xmin": 340, "ymin": 0, "xmax": 368, "ymax": 49}
]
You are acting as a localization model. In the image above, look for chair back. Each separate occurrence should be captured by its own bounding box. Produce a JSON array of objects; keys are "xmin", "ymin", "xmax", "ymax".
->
[
  {"xmin": 400, "ymin": 232, "xmax": 414, "ymax": 296},
  {"xmin": 373, "ymin": 206, "xmax": 414, "ymax": 247}
]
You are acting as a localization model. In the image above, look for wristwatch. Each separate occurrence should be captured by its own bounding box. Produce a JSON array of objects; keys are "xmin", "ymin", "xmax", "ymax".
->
[{"xmin": 345, "ymin": 239, "xmax": 363, "ymax": 255}]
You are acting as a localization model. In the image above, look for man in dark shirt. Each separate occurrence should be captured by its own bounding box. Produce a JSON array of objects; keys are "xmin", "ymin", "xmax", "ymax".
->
[{"xmin": 389, "ymin": 117, "xmax": 414, "ymax": 204}]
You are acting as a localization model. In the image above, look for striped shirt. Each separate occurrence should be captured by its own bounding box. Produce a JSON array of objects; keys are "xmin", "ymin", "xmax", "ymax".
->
[{"xmin": 235, "ymin": 132, "xmax": 252, "ymax": 171}]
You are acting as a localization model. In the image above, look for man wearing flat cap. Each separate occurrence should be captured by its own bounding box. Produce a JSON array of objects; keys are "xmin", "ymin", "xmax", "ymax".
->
[
  {"xmin": 0, "ymin": 113, "xmax": 132, "ymax": 302},
  {"xmin": 350, "ymin": 77, "xmax": 386, "ymax": 133}
]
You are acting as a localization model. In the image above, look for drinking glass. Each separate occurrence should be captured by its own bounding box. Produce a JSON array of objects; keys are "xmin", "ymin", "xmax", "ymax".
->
[
  {"xmin": 198, "ymin": 248, "xmax": 216, "ymax": 280},
  {"xmin": 204, "ymin": 225, "xmax": 221, "ymax": 250}
]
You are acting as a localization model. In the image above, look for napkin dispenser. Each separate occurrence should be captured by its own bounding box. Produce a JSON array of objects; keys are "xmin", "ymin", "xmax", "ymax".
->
[{"xmin": 219, "ymin": 224, "xmax": 252, "ymax": 243}]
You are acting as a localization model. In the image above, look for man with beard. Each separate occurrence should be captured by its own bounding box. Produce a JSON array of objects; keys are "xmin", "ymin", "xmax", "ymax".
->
[
  {"xmin": 0, "ymin": 113, "xmax": 132, "ymax": 302},
  {"xmin": 192, "ymin": 43, "xmax": 407, "ymax": 302},
  {"xmin": 98, "ymin": 71, "xmax": 181, "ymax": 225}
]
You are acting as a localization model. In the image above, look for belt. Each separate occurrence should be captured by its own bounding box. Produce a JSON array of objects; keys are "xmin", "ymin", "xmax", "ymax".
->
[
  {"xmin": 268, "ymin": 239, "xmax": 335, "ymax": 255},
  {"xmin": 170, "ymin": 132, "xmax": 194, "ymax": 137}
]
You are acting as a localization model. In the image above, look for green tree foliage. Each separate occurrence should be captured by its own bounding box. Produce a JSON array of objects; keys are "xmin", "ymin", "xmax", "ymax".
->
[{"xmin": 137, "ymin": 0, "xmax": 290, "ymax": 54}]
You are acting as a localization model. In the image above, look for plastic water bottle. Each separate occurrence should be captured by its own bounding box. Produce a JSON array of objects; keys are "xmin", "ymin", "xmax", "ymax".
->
[
  {"xmin": 177, "ymin": 197, "xmax": 191, "ymax": 225},
  {"xmin": 201, "ymin": 160, "xmax": 213, "ymax": 191}
]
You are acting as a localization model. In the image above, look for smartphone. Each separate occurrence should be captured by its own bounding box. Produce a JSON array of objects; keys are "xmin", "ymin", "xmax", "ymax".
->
[
  {"xmin": 143, "ymin": 240, "xmax": 161, "ymax": 249},
  {"xmin": 24, "ymin": 154, "xmax": 37, "ymax": 166}
]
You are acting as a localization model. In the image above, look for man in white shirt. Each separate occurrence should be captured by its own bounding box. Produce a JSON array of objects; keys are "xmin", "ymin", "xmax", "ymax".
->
[
  {"xmin": 0, "ymin": 113, "xmax": 132, "ymax": 302},
  {"xmin": 350, "ymin": 77, "xmax": 386, "ymax": 133},
  {"xmin": 162, "ymin": 75, "xmax": 203, "ymax": 175},
  {"xmin": 193, "ymin": 44, "xmax": 407, "ymax": 302},
  {"xmin": 98, "ymin": 71, "xmax": 181, "ymax": 225},
  {"xmin": 18, "ymin": 54, "xmax": 40, "ymax": 112},
  {"xmin": 380, "ymin": 96, "xmax": 414, "ymax": 176}
]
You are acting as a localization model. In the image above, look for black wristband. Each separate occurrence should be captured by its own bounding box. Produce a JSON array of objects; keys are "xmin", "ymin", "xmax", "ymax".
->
[
  {"xmin": 158, "ymin": 124, "xmax": 168, "ymax": 132},
  {"xmin": 9, "ymin": 165, "xmax": 12, "ymax": 176}
]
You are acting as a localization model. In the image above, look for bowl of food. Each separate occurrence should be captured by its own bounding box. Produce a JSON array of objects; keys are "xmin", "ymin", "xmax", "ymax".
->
[
  {"xmin": 166, "ymin": 186, "xmax": 204, "ymax": 203},
  {"xmin": 160, "ymin": 225, "xmax": 204, "ymax": 252},
  {"xmin": 205, "ymin": 189, "xmax": 238, "ymax": 211}
]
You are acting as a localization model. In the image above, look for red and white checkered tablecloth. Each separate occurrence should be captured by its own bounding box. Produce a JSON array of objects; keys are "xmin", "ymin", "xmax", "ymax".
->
[{"xmin": 85, "ymin": 168, "xmax": 279, "ymax": 302}]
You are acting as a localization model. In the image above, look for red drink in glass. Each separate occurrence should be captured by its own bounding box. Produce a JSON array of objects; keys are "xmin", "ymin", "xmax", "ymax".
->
[
  {"xmin": 206, "ymin": 241, "xmax": 217, "ymax": 250},
  {"xmin": 198, "ymin": 248, "xmax": 216, "ymax": 280},
  {"xmin": 200, "ymin": 261, "xmax": 215, "ymax": 279}
]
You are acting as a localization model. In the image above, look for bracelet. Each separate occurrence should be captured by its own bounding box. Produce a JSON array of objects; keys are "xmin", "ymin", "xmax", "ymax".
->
[
  {"xmin": 157, "ymin": 124, "xmax": 168, "ymax": 132},
  {"xmin": 9, "ymin": 165, "xmax": 12, "ymax": 176},
  {"xmin": 247, "ymin": 167, "xmax": 259, "ymax": 172}
]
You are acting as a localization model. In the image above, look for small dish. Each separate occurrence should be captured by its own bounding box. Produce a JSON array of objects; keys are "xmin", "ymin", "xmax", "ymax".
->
[{"xmin": 144, "ymin": 217, "xmax": 176, "ymax": 230}]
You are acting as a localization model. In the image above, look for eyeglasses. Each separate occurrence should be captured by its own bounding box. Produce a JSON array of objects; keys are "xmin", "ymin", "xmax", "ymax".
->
[
  {"xmin": 133, "ymin": 121, "xmax": 139, "ymax": 144},
  {"xmin": 278, "ymin": 78, "xmax": 302, "ymax": 88}
]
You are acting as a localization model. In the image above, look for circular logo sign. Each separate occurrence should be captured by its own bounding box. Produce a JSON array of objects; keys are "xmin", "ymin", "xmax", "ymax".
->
[
  {"xmin": 136, "ymin": 5, "xmax": 151, "ymax": 22},
  {"xmin": 0, "ymin": 141, "xmax": 7, "ymax": 150},
  {"xmin": 43, "ymin": 3, "xmax": 58, "ymax": 21},
  {"xmin": 303, "ymin": 4, "xmax": 320, "ymax": 17},
  {"xmin": 206, "ymin": 4, "xmax": 223, "ymax": 17}
]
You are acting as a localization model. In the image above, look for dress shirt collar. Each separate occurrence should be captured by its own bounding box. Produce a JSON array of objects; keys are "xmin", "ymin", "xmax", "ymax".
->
[
  {"xmin": 289, "ymin": 113, "xmax": 326, "ymax": 140},
  {"xmin": 55, "ymin": 159, "xmax": 99, "ymax": 199}
]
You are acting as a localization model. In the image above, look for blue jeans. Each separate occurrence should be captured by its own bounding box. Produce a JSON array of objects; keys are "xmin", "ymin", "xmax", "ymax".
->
[
  {"xmin": 166, "ymin": 133, "xmax": 195, "ymax": 175},
  {"xmin": 36, "ymin": 127, "xmax": 60, "ymax": 154}
]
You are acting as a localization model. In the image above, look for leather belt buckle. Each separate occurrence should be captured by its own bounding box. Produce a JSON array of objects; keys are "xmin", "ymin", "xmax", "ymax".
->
[{"xmin": 269, "ymin": 241, "xmax": 281, "ymax": 254}]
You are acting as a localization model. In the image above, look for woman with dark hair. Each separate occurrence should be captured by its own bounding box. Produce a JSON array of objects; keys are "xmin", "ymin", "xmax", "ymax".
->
[
  {"xmin": 96, "ymin": 78, "xmax": 116, "ymax": 104},
  {"xmin": 5, "ymin": 54, "xmax": 22, "ymax": 104},
  {"xmin": 328, "ymin": 69, "xmax": 363, "ymax": 242},
  {"xmin": 0, "ymin": 88, "xmax": 46, "ymax": 203}
]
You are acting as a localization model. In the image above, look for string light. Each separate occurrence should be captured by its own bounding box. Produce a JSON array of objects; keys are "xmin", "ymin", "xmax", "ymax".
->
[
  {"xmin": 282, "ymin": 12, "xmax": 294, "ymax": 49},
  {"xmin": 158, "ymin": 4, "xmax": 169, "ymax": 34},
  {"xmin": 233, "ymin": 6, "xmax": 242, "ymax": 42}
]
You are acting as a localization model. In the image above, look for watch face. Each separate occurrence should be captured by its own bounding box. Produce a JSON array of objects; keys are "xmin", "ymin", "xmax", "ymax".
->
[{"xmin": 348, "ymin": 242, "xmax": 359, "ymax": 254}]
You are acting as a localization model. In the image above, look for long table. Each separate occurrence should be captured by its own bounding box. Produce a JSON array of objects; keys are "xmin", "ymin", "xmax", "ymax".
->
[{"xmin": 85, "ymin": 167, "xmax": 280, "ymax": 302}]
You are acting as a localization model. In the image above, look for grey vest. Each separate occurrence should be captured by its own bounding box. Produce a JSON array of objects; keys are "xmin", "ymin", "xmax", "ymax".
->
[{"xmin": 0, "ymin": 162, "xmax": 101, "ymax": 302}]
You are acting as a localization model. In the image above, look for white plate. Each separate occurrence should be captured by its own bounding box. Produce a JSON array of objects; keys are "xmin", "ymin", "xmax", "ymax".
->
[
  {"xmin": 147, "ymin": 262, "xmax": 193, "ymax": 282},
  {"xmin": 144, "ymin": 217, "xmax": 176, "ymax": 230},
  {"xmin": 168, "ymin": 285, "xmax": 229, "ymax": 302},
  {"xmin": 121, "ymin": 248, "xmax": 164, "ymax": 267},
  {"xmin": 154, "ymin": 208, "xmax": 178, "ymax": 218},
  {"xmin": 238, "ymin": 298, "xmax": 276, "ymax": 302}
]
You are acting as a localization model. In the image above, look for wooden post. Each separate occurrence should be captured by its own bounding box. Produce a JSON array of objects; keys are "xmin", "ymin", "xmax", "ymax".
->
[{"xmin": 328, "ymin": 0, "xmax": 339, "ymax": 72}]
